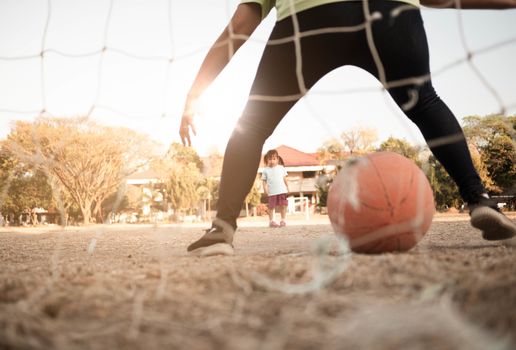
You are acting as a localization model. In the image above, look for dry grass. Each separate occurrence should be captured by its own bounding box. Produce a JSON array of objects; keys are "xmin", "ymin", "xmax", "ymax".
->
[{"xmin": 1, "ymin": 213, "xmax": 515, "ymax": 349}]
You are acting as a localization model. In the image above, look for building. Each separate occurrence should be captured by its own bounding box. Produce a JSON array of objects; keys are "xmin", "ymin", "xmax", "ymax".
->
[
  {"xmin": 125, "ymin": 169, "xmax": 169, "ymax": 223},
  {"xmin": 123, "ymin": 145, "xmax": 337, "ymax": 219}
]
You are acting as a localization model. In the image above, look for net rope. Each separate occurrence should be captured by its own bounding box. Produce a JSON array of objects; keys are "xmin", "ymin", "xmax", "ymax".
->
[{"xmin": 0, "ymin": 0, "xmax": 515, "ymax": 323}]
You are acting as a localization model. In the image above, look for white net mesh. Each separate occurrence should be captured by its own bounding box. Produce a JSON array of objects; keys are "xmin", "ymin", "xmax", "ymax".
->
[{"xmin": 1, "ymin": 0, "xmax": 515, "ymax": 348}]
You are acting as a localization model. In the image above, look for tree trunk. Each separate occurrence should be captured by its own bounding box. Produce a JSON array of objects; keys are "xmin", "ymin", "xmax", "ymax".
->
[
  {"xmin": 30, "ymin": 211, "xmax": 39, "ymax": 226},
  {"xmin": 92, "ymin": 199, "xmax": 105, "ymax": 224},
  {"xmin": 80, "ymin": 201, "xmax": 92, "ymax": 225}
]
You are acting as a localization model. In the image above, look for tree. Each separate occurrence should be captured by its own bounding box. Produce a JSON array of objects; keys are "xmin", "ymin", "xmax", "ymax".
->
[
  {"xmin": 101, "ymin": 182, "xmax": 142, "ymax": 220},
  {"xmin": 426, "ymin": 155, "xmax": 461, "ymax": 211},
  {"xmin": 469, "ymin": 143, "xmax": 497, "ymax": 194},
  {"xmin": 340, "ymin": 126, "xmax": 378, "ymax": 155},
  {"xmin": 425, "ymin": 143, "xmax": 496, "ymax": 210},
  {"xmin": 463, "ymin": 114, "xmax": 515, "ymax": 193},
  {"xmin": 378, "ymin": 137, "xmax": 422, "ymax": 166},
  {"xmin": 0, "ymin": 151, "xmax": 53, "ymax": 225},
  {"xmin": 167, "ymin": 162, "xmax": 203, "ymax": 216},
  {"xmin": 166, "ymin": 142, "xmax": 204, "ymax": 170},
  {"xmin": 483, "ymin": 135, "xmax": 515, "ymax": 191},
  {"xmin": 155, "ymin": 142, "xmax": 205, "ymax": 218},
  {"xmin": 245, "ymin": 180, "xmax": 262, "ymax": 217},
  {"xmin": 3, "ymin": 117, "xmax": 158, "ymax": 224},
  {"xmin": 203, "ymin": 148, "xmax": 224, "ymax": 178},
  {"xmin": 463, "ymin": 114, "xmax": 515, "ymax": 149},
  {"xmin": 316, "ymin": 138, "xmax": 345, "ymax": 163},
  {"xmin": 196, "ymin": 184, "xmax": 211, "ymax": 220},
  {"xmin": 207, "ymin": 177, "xmax": 220, "ymax": 212},
  {"xmin": 198, "ymin": 177, "xmax": 220, "ymax": 220}
]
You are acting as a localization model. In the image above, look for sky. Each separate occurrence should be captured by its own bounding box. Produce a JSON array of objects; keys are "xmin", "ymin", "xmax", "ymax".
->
[{"xmin": 0, "ymin": 0, "xmax": 515, "ymax": 157}]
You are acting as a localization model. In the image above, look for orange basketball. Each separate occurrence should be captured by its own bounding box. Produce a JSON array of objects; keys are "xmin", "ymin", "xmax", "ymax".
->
[{"xmin": 327, "ymin": 152, "xmax": 434, "ymax": 254}]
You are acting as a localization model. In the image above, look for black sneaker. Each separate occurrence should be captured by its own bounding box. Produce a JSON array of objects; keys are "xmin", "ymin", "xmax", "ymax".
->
[
  {"xmin": 187, "ymin": 218, "xmax": 235, "ymax": 254},
  {"xmin": 469, "ymin": 196, "xmax": 516, "ymax": 241}
]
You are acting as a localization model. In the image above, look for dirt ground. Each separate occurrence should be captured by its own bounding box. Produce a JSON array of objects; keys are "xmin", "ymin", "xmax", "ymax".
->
[{"xmin": 1, "ymin": 213, "xmax": 515, "ymax": 350}]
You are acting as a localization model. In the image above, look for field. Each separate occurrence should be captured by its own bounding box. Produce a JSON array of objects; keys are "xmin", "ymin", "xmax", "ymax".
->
[{"xmin": 1, "ymin": 213, "xmax": 515, "ymax": 350}]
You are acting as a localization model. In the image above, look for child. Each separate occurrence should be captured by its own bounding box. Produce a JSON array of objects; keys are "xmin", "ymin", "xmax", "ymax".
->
[
  {"xmin": 262, "ymin": 150, "xmax": 289, "ymax": 227},
  {"xmin": 181, "ymin": 0, "xmax": 516, "ymax": 254}
]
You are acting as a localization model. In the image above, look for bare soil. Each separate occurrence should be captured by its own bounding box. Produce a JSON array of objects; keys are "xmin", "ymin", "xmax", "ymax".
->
[{"xmin": 1, "ymin": 213, "xmax": 515, "ymax": 350}]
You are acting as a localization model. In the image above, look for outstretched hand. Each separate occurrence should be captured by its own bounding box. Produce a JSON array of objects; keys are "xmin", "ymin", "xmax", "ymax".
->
[{"xmin": 179, "ymin": 99, "xmax": 197, "ymax": 147}]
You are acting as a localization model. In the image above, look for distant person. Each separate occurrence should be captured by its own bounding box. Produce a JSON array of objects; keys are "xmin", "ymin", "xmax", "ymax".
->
[
  {"xmin": 181, "ymin": 0, "xmax": 516, "ymax": 254},
  {"xmin": 262, "ymin": 149, "xmax": 289, "ymax": 228}
]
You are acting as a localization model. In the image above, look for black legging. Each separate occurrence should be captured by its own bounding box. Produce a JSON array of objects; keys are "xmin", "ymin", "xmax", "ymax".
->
[{"xmin": 217, "ymin": 1, "xmax": 485, "ymax": 229}]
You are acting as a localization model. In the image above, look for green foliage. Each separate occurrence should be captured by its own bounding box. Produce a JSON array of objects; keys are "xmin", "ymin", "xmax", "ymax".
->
[
  {"xmin": 203, "ymin": 149, "xmax": 224, "ymax": 178},
  {"xmin": 1, "ymin": 170, "xmax": 53, "ymax": 224},
  {"xmin": 317, "ymin": 138, "xmax": 344, "ymax": 163},
  {"xmin": 463, "ymin": 114, "xmax": 515, "ymax": 147},
  {"xmin": 245, "ymin": 181, "xmax": 262, "ymax": 207},
  {"xmin": 155, "ymin": 143, "xmax": 224, "ymax": 218},
  {"xmin": 463, "ymin": 114, "xmax": 515, "ymax": 194},
  {"xmin": 167, "ymin": 142, "xmax": 204, "ymax": 170},
  {"xmin": 426, "ymin": 155, "xmax": 461, "ymax": 211},
  {"xmin": 467, "ymin": 144, "xmax": 497, "ymax": 193},
  {"xmin": 166, "ymin": 162, "xmax": 203, "ymax": 215},
  {"xmin": 101, "ymin": 183, "xmax": 141, "ymax": 216},
  {"xmin": 483, "ymin": 135, "xmax": 515, "ymax": 191},
  {"xmin": 377, "ymin": 137, "xmax": 422, "ymax": 167},
  {"xmin": 1, "ymin": 146, "xmax": 54, "ymax": 224}
]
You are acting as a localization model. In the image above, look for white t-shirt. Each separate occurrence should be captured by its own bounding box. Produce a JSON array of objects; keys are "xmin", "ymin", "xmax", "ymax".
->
[{"xmin": 262, "ymin": 165, "xmax": 288, "ymax": 196}]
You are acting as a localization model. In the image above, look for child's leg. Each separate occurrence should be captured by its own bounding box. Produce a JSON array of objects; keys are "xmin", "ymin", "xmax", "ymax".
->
[
  {"xmin": 279, "ymin": 205, "xmax": 287, "ymax": 226},
  {"xmin": 268, "ymin": 206, "xmax": 280, "ymax": 227},
  {"xmin": 279, "ymin": 206, "xmax": 286, "ymax": 221},
  {"xmin": 268, "ymin": 206, "xmax": 275, "ymax": 222}
]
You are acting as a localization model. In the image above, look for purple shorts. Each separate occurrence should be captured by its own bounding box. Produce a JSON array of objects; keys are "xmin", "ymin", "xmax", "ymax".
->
[{"xmin": 268, "ymin": 193, "xmax": 288, "ymax": 209}]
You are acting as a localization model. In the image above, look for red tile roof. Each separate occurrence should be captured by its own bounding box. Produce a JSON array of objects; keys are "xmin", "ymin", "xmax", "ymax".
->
[{"xmin": 261, "ymin": 145, "xmax": 320, "ymax": 167}]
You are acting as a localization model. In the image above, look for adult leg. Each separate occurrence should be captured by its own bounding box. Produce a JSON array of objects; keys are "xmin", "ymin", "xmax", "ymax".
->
[
  {"xmin": 187, "ymin": 7, "xmax": 352, "ymax": 251},
  {"xmin": 357, "ymin": 1, "xmax": 514, "ymax": 239},
  {"xmin": 358, "ymin": 1, "xmax": 485, "ymax": 202},
  {"xmin": 216, "ymin": 11, "xmax": 346, "ymax": 229}
]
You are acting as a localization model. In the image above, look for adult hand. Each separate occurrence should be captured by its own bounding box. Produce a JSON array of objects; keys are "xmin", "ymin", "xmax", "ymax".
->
[{"xmin": 179, "ymin": 98, "xmax": 198, "ymax": 146}]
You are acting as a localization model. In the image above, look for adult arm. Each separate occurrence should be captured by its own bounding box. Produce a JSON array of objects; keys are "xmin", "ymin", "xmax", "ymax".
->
[
  {"xmin": 421, "ymin": 0, "xmax": 516, "ymax": 9},
  {"xmin": 179, "ymin": 3, "xmax": 263, "ymax": 146}
]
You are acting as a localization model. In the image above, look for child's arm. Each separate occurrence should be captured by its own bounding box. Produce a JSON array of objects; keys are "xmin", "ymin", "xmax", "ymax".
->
[
  {"xmin": 421, "ymin": 0, "xmax": 516, "ymax": 9},
  {"xmin": 283, "ymin": 176, "xmax": 289, "ymax": 194},
  {"xmin": 263, "ymin": 180, "xmax": 269, "ymax": 196},
  {"xmin": 180, "ymin": 3, "xmax": 263, "ymax": 146}
]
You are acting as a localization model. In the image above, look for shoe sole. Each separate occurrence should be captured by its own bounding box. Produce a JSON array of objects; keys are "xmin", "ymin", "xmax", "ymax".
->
[
  {"xmin": 471, "ymin": 207, "xmax": 516, "ymax": 241},
  {"xmin": 189, "ymin": 243, "xmax": 234, "ymax": 257}
]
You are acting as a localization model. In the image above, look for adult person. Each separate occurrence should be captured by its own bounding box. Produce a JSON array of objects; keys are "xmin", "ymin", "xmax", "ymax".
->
[{"xmin": 180, "ymin": 0, "xmax": 516, "ymax": 253}]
